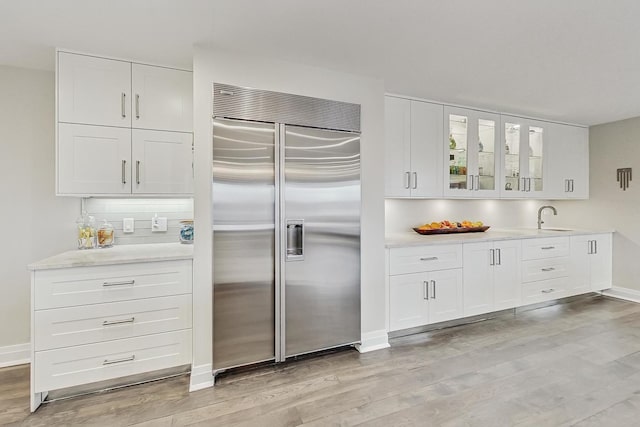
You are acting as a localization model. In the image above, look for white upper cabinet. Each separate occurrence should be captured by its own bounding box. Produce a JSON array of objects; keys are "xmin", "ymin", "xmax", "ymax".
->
[
  {"xmin": 444, "ymin": 107, "xmax": 500, "ymax": 198},
  {"xmin": 131, "ymin": 64, "xmax": 193, "ymax": 133},
  {"xmin": 546, "ymin": 123, "xmax": 589, "ymax": 199},
  {"xmin": 131, "ymin": 130, "xmax": 193, "ymax": 194},
  {"xmin": 500, "ymin": 116, "xmax": 547, "ymax": 198},
  {"xmin": 385, "ymin": 96, "xmax": 443, "ymax": 198},
  {"xmin": 58, "ymin": 123, "xmax": 131, "ymax": 195},
  {"xmin": 58, "ymin": 52, "xmax": 131, "ymax": 128}
]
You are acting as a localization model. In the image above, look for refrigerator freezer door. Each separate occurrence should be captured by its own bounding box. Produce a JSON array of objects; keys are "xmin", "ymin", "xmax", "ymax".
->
[
  {"xmin": 212, "ymin": 118, "xmax": 276, "ymax": 371},
  {"xmin": 283, "ymin": 125, "xmax": 361, "ymax": 357}
]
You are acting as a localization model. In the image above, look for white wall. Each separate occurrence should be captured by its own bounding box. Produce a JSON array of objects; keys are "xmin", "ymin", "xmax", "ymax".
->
[
  {"xmin": 386, "ymin": 199, "xmax": 559, "ymax": 235},
  {"xmin": 554, "ymin": 117, "xmax": 640, "ymax": 291},
  {"xmin": 192, "ymin": 46, "xmax": 386, "ymax": 375},
  {"xmin": 0, "ymin": 65, "xmax": 79, "ymax": 348}
]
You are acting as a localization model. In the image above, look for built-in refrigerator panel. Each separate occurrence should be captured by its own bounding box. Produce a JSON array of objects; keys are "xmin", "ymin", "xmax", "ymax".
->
[
  {"xmin": 212, "ymin": 118, "xmax": 276, "ymax": 371},
  {"xmin": 282, "ymin": 125, "xmax": 361, "ymax": 357}
]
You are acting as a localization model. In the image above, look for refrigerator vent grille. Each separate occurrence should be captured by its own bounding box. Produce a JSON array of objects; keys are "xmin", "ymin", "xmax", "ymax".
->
[{"xmin": 213, "ymin": 83, "xmax": 361, "ymax": 133}]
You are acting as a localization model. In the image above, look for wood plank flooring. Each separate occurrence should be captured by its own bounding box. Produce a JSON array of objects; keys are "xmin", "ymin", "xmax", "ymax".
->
[{"xmin": 4, "ymin": 295, "xmax": 640, "ymax": 426}]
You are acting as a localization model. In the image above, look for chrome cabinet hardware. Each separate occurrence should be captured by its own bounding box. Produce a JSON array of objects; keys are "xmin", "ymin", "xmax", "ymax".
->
[
  {"xmin": 541, "ymin": 267, "xmax": 555, "ymax": 272},
  {"xmin": 541, "ymin": 289, "xmax": 554, "ymax": 294},
  {"xmin": 121, "ymin": 93, "xmax": 126, "ymax": 118},
  {"xmin": 541, "ymin": 246, "xmax": 555, "ymax": 250},
  {"xmin": 404, "ymin": 172, "xmax": 410, "ymax": 189},
  {"xmin": 496, "ymin": 248, "xmax": 501, "ymax": 266},
  {"xmin": 103, "ymin": 355, "xmax": 135, "ymax": 365},
  {"xmin": 475, "ymin": 175, "xmax": 480, "ymax": 191},
  {"xmin": 412, "ymin": 172, "xmax": 418, "ymax": 189},
  {"xmin": 423, "ymin": 281, "xmax": 429, "ymax": 300},
  {"xmin": 102, "ymin": 317, "xmax": 135, "ymax": 326},
  {"xmin": 420, "ymin": 256, "xmax": 438, "ymax": 261},
  {"xmin": 102, "ymin": 280, "xmax": 135, "ymax": 287},
  {"xmin": 136, "ymin": 160, "xmax": 141, "ymax": 185},
  {"xmin": 135, "ymin": 94, "xmax": 140, "ymax": 119},
  {"xmin": 431, "ymin": 280, "xmax": 436, "ymax": 299},
  {"xmin": 490, "ymin": 249, "xmax": 495, "ymax": 266},
  {"xmin": 121, "ymin": 160, "xmax": 127, "ymax": 184}
]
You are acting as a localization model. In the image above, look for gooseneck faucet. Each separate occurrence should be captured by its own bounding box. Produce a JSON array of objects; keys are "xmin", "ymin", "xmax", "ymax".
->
[{"xmin": 537, "ymin": 205, "xmax": 557, "ymax": 229}]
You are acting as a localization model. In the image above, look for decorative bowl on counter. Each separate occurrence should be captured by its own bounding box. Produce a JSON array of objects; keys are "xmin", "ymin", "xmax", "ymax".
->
[{"xmin": 413, "ymin": 225, "xmax": 490, "ymax": 235}]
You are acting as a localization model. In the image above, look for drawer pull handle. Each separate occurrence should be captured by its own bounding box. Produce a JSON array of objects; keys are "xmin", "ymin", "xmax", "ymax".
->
[
  {"xmin": 541, "ymin": 289, "xmax": 555, "ymax": 294},
  {"xmin": 102, "ymin": 317, "xmax": 135, "ymax": 326},
  {"xmin": 102, "ymin": 280, "xmax": 135, "ymax": 287},
  {"xmin": 103, "ymin": 355, "xmax": 135, "ymax": 365},
  {"xmin": 420, "ymin": 257, "xmax": 439, "ymax": 261},
  {"xmin": 541, "ymin": 267, "xmax": 555, "ymax": 272},
  {"xmin": 541, "ymin": 246, "xmax": 555, "ymax": 250}
]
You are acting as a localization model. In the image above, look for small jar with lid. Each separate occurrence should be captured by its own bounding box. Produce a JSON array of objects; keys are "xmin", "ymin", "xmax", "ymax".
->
[
  {"xmin": 76, "ymin": 213, "xmax": 96, "ymax": 249},
  {"xmin": 97, "ymin": 220, "xmax": 115, "ymax": 248},
  {"xmin": 179, "ymin": 220, "xmax": 194, "ymax": 244}
]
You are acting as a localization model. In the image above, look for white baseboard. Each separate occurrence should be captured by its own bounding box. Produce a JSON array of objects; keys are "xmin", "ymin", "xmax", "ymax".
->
[
  {"xmin": 189, "ymin": 363, "xmax": 214, "ymax": 392},
  {"xmin": 0, "ymin": 343, "xmax": 30, "ymax": 368},
  {"xmin": 355, "ymin": 329, "xmax": 390, "ymax": 353},
  {"xmin": 602, "ymin": 287, "xmax": 640, "ymax": 304}
]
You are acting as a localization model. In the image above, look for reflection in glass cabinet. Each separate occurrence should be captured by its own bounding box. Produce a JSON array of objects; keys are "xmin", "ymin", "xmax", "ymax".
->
[
  {"xmin": 504, "ymin": 122, "xmax": 521, "ymax": 191},
  {"xmin": 529, "ymin": 126, "xmax": 543, "ymax": 191},
  {"xmin": 449, "ymin": 114, "xmax": 468, "ymax": 190},
  {"xmin": 478, "ymin": 119, "xmax": 495, "ymax": 191},
  {"xmin": 502, "ymin": 118, "xmax": 544, "ymax": 195}
]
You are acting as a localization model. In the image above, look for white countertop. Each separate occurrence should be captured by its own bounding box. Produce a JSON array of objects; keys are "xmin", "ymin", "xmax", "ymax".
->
[
  {"xmin": 28, "ymin": 243, "xmax": 194, "ymax": 271},
  {"xmin": 385, "ymin": 228, "xmax": 615, "ymax": 248}
]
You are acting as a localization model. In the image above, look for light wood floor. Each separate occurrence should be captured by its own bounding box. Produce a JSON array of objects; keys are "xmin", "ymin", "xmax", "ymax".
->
[{"xmin": 4, "ymin": 295, "xmax": 640, "ymax": 426}]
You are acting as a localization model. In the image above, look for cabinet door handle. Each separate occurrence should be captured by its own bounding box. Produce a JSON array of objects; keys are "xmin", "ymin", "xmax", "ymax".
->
[
  {"xmin": 423, "ymin": 281, "xmax": 429, "ymax": 300},
  {"xmin": 528, "ymin": 177, "xmax": 532, "ymax": 192},
  {"xmin": 570, "ymin": 179, "xmax": 575, "ymax": 192},
  {"xmin": 103, "ymin": 317, "xmax": 135, "ymax": 326},
  {"xmin": 490, "ymin": 249, "xmax": 495, "ymax": 266},
  {"xmin": 404, "ymin": 172, "xmax": 411, "ymax": 189},
  {"xmin": 521, "ymin": 177, "xmax": 526, "ymax": 192},
  {"xmin": 475, "ymin": 175, "xmax": 480, "ymax": 191},
  {"xmin": 468, "ymin": 175, "xmax": 474, "ymax": 190},
  {"xmin": 565, "ymin": 179, "xmax": 569, "ymax": 193},
  {"xmin": 593, "ymin": 240, "xmax": 597, "ymax": 254},
  {"xmin": 541, "ymin": 267, "xmax": 555, "ymax": 272},
  {"xmin": 420, "ymin": 256, "xmax": 438, "ymax": 261},
  {"xmin": 497, "ymin": 248, "xmax": 502, "ymax": 266},
  {"xmin": 122, "ymin": 160, "xmax": 127, "ymax": 184},
  {"xmin": 412, "ymin": 172, "xmax": 418, "ymax": 189},
  {"xmin": 135, "ymin": 94, "xmax": 140, "ymax": 119},
  {"xmin": 541, "ymin": 246, "xmax": 555, "ymax": 250},
  {"xmin": 121, "ymin": 93, "xmax": 126, "ymax": 118},
  {"xmin": 541, "ymin": 289, "xmax": 554, "ymax": 294},
  {"xmin": 588, "ymin": 240, "xmax": 593, "ymax": 254},
  {"xmin": 102, "ymin": 279, "xmax": 135, "ymax": 287},
  {"xmin": 431, "ymin": 280, "xmax": 436, "ymax": 299},
  {"xmin": 103, "ymin": 355, "xmax": 135, "ymax": 365},
  {"xmin": 136, "ymin": 160, "xmax": 141, "ymax": 185}
]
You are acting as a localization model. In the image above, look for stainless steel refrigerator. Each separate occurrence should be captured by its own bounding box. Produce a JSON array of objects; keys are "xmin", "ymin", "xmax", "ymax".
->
[{"xmin": 212, "ymin": 84, "xmax": 361, "ymax": 373}]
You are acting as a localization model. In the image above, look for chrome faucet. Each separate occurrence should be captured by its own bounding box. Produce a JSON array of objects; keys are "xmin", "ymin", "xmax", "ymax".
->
[{"xmin": 537, "ymin": 205, "xmax": 557, "ymax": 229}]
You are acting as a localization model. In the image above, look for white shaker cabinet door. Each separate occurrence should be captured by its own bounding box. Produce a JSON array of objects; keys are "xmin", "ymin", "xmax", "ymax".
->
[
  {"xmin": 384, "ymin": 96, "xmax": 412, "ymax": 197},
  {"xmin": 131, "ymin": 129, "xmax": 193, "ymax": 194},
  {"xmin": 590, "ymin": 234, "xmax": 612, "ymax": 291},
  {"xmin": 131, "ymin": 64, "xmax": 193, "ymax": 132},
  {"xmin": 428, "ymin": 269, "xmax": 464, "ymax": 324},
  {"xmin": 58, "ymin": 52, "xmax": 131, "ymax": 128},
  {"xmin": 389, "ymin": 273, "xmax": 429, "ymax": 331},
  {"xmin": 493, "ymin": 240, "xmax": 521, "ymax": 310},
  {"xmin": 463, "ymin": 242, "xmax": 494, "ymax": 317},
  {"xmin": 410, "ymin": 100, "xmax": 444, "ymax": 198},
  {"xmin": 57, "ymin": 123, "xmax": 131, "ymax": 195}
]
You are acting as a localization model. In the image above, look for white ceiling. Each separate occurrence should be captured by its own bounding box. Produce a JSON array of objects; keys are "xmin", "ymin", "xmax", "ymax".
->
[{"xmin": 1, "ymin": 0, "xmax": 639, "ymax": 125}]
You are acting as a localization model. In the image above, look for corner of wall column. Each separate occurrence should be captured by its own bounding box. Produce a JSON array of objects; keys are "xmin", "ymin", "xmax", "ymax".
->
[{"xmin": 355, "ymin": 329, "xmax": 390, "ymax": 353}]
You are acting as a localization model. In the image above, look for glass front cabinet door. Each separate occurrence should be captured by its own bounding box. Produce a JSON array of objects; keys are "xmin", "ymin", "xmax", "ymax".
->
[
  {"xmin": 444, "ymin": 106, "xmax": 500, "ymax": 198},
  {"xmin": 500, "ymin": 115, "xmax": 546, "ymax": 198}
]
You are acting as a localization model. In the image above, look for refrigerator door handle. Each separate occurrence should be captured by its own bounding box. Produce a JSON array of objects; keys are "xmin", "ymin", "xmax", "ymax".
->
[{"xmin": 285, "ymin": 219, "xmax": 305, "ymax": 261}]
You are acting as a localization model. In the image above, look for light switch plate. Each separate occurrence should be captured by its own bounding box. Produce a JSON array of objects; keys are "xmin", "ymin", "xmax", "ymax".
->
[
  {"xmin": 123, "ymin": 218, "xmax": 135, "ymax": 233},
  {"xmin": 152, "ymin": 216, "xmax": 168, "ymax": 232}
]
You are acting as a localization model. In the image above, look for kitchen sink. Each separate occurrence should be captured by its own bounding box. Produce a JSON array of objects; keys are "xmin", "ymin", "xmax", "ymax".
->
[{"xmin": 539, "ymin": 228, "xmax": 573, "ymax": 232}]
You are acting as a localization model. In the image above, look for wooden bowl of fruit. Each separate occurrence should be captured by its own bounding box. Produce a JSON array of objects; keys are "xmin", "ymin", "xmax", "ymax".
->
[{"xmin": 413, "ymin": 220, "xmax": 489, "ymax": 235}]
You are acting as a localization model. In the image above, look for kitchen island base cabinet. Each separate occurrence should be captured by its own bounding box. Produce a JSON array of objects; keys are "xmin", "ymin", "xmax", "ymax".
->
[
  {"xmin": 570, "ymin": 234, "xmax": 612, "ymax": 294},
  {"xmin": 30, "ymin": 259, "xmax": 193, "ymax": 412}
]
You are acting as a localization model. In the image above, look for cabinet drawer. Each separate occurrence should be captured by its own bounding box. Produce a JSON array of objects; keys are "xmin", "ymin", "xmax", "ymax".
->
[
  {"xmin": 522, "ymin": 257, "xmax": 569, "ymax": 283},
  {"xmin": 389, "ymin": 244, "xmax": 462, "ymax": 275},
  {"xmin": 521, "ymin": 278, "xmax": 569, "ymax": 305},
  {"xmin": 34, "ymin": 329, "xmax": 192, "ymax": 393},
  {"xmin": 521, "ymin": 237, "xmax": 569, "ymax": 260},
  {"xmin": 34, "ymin": 260, "xmax": 192, "ymax": 310},
  {"xmin": 35, "ymin": 294, "xmax": 192, "ymax": 351}
]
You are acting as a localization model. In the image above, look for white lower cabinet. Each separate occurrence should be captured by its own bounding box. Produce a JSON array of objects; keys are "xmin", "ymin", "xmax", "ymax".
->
[
  {"xmin": 30, "ymin": 260, "xmax": 193, "ymax": 412},
  {"xmin": 388, "ymin": 244, "xmax": 463, "ymax": 332},
  {"xmin": 463, "ymin": 240, "xmax": 521, "ymax": 317},
  {"xmin": 388, "ymin": 232, "xmax": 613, "ymax": 334},
  {"xmin": 570, "ymin": 234, "xmax": 612, "ymax": 293}
]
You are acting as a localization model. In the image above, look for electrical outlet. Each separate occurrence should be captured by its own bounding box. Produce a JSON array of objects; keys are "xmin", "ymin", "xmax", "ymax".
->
[
  {"xmin": 123, "ymin": 218, "xmax": 135, "ymax": 233},
  {"xmin": 152, "ymin": 216, "xmax": 168, "ymax": 232}
]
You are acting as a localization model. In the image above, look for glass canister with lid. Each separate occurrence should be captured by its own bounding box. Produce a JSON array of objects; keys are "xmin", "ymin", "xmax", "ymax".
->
[
  {"xmin": 179, "ymin": 220, "xmax": 194, "ymax": 244},
  {"xmin": 76, "ymin": 212, "xmax": 96, "ymax": 249},
  {"xmin": 97, "ymin": 219, "xmax": 115, "ymax": 248}
]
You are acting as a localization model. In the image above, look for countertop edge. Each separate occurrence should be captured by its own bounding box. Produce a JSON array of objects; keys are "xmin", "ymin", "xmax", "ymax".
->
[{"xmin": 385, "ymin": 229, "xmax": 615, "ymax": 248}]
